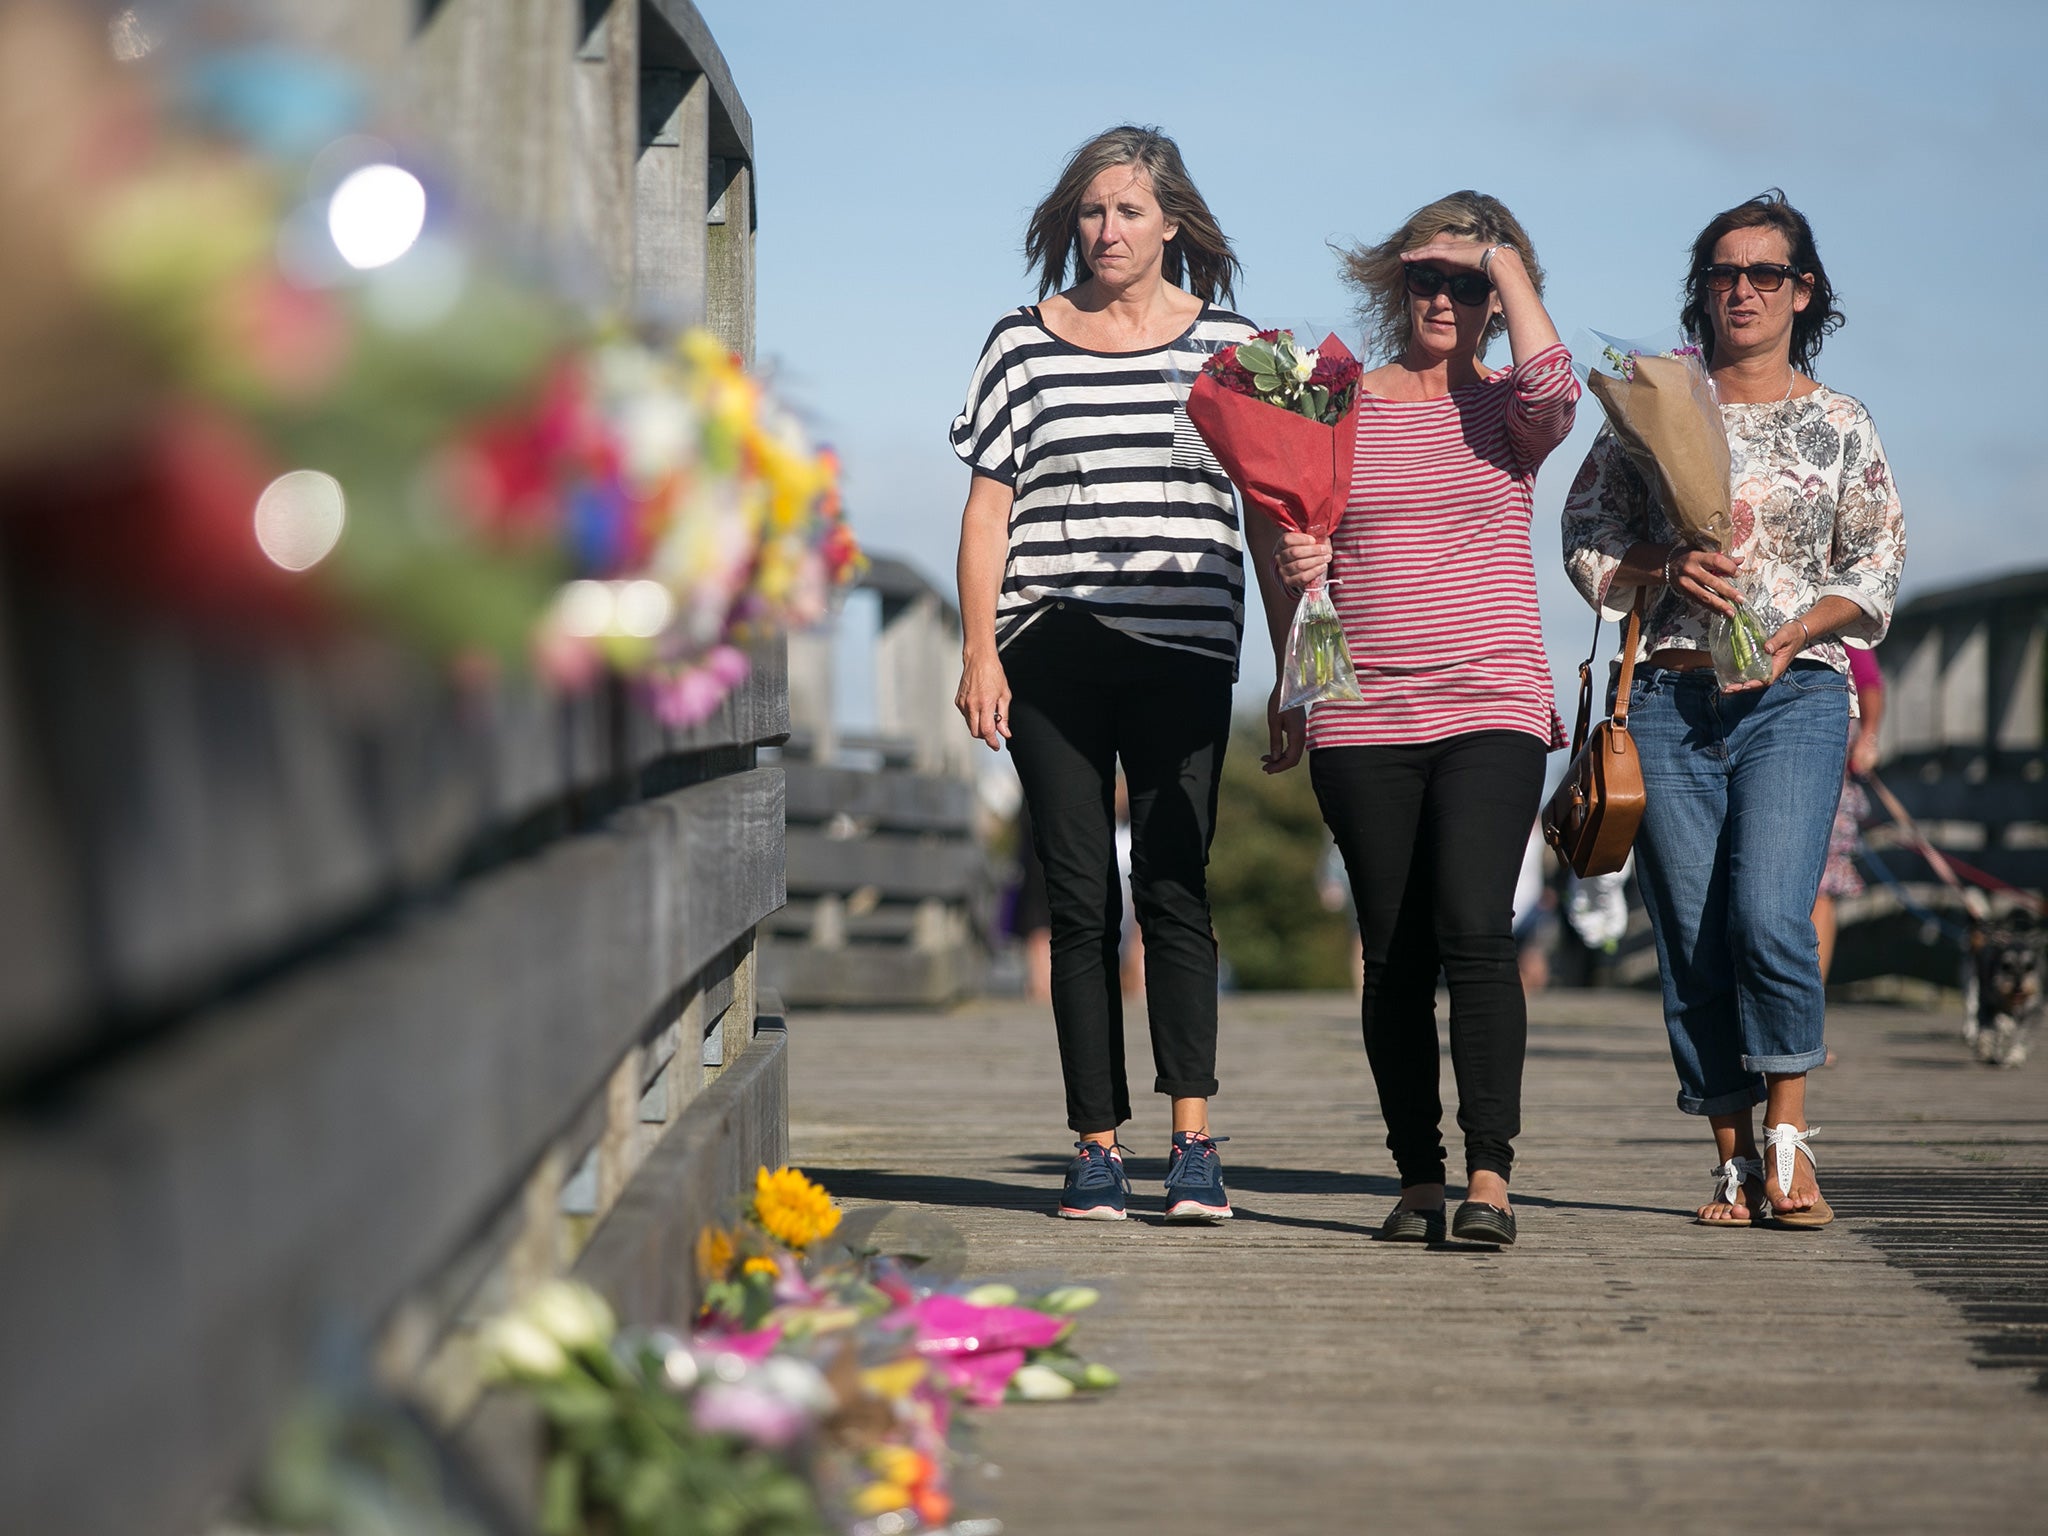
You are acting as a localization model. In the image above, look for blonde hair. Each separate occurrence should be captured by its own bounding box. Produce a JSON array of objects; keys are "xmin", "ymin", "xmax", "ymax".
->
[
  {"xmin": 1024, "ymin": 125, "xmax": 1241, "ymax": 305},
  {"xmin": 1339, "ymin": 191, "xmax": 1545, "ymax": 361}
]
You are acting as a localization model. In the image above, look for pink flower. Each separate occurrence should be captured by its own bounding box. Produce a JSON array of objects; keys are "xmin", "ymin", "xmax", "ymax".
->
[
  {"xmin": 931, "ymin": 1347, "xmax": 1025, "ymax": 1407},
  {"xmin": 692, "ymin": 1382, "xmax": 811, "ymax": 1447},
  {"xmin": 693, "ymin": 1324, "xmax": 784, "ymax": 1361},
  {"xmin": 647, "ymin": 645, "xmax": 751, "ymax": 727},
  {"xmin": 881, "ymin": 1295, "xmax": 1067, "ymax": 1406}
]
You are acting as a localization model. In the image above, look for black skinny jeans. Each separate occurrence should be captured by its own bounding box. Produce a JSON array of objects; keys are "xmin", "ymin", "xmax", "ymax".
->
[
  {"xmin": 1311, "ymin": 730, "xmax": 1546, "ymax": 1185},
  {"xmin": 1004, "ymin": 605, "xmax": 1233, "ymax": 1134}
]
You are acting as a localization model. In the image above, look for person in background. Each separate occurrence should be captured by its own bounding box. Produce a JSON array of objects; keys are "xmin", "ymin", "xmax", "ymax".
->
[
  {"xmin": 1011, "ymin": 804, "xmax": 1052, "ymax": 1002},
  {"xmin": 1815, "ymin": 645, "xmax": 1886, "ymax": 982},
  {"xmin": 1270, "ymin": 191, "xmax": 1577, "ymax": 1248},
  {"xmin": 1562, "ymin": 190, "xmax": 1905, "ymax": 1230}
]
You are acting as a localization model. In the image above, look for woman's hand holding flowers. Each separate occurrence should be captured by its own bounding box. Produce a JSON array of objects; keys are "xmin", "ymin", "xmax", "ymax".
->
[
  {"xmin": 1667, "ymin": 546, "xmax": 1742, "ymax": 617},
  {"xmin": 1274, "ymin": 530, "xmax": 1332, "ymax": 596},
  {"xmin": 1719, "ymin": 618, "xmax": 1808, "ymax": 692}
]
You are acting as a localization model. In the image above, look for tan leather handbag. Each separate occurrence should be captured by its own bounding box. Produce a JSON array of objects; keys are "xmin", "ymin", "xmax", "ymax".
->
[{"xmin": 1543, "ymin": 598, "xmax": 1646, "ymax": 878}]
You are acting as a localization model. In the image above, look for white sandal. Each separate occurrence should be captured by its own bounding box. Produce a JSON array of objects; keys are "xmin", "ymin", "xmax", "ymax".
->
[
  {"xmin": 1760, "ymin": 1123, "xmax": 1834, "ymax": 1229},
  {"xmin": 1697, "ymin": 1155, "xmax": 1764, "ymax": 1226}
]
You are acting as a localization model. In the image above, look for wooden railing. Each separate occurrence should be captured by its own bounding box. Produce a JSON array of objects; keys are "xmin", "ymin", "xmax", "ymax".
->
[
  {"xmin": 763, "ymin": 556, "xmax": 998, "ymax": 1007},
  {"xmin": 0, "ymin": 3, "xmax": 795, "ymax": 1531}
]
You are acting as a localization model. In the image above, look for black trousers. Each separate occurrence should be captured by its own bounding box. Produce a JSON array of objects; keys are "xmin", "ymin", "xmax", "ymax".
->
[
  {"xmin": 1310, "ymin": 730, "xmax": 1547, "ymax": 1184},
  {"xmin": 1004, "ymin": 605, "xmax": 1233, "ymax": 1133}
]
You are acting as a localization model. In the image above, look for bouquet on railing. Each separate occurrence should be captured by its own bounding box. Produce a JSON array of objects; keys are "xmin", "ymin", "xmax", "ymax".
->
[
  {"xmin": 1578, "ymin": 332, "xmax": 1768, "ymax": 686},
  {"xmin": 1185, "ymin": 329, "xmax": 1364, "ymax": 710},
  {"xmin": 0, "ymin": 14, "xmax": 864, "ymax": 730}
]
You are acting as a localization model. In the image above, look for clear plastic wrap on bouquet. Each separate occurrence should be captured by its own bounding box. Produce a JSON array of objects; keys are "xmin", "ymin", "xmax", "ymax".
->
[
  {"xmin": 1708, "ymin": 596, "xmax": 1774, "ymax": 687},
  {"xmin": 1279, "ymin": 580, "xmax": 1362, "ymax": 711}
]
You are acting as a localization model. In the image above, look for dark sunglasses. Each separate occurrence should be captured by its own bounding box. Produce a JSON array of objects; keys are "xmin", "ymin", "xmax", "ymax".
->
[
  {"xmin": 1403, "ymin": 265, "xmax": 1491, "ymax": 307},
  {"xmin": 1700, "ymin": 262, "xmax": 1804, "ymax": 294}
]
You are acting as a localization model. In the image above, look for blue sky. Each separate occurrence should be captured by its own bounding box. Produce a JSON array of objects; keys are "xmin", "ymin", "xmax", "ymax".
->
[{"xmin": 698, "ymin": 0, "xmax": 2048, "ymax": 722}]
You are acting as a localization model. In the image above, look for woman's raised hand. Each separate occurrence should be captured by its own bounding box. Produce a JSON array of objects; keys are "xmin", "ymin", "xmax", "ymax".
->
[
  {"xmin": 955, "ymin": 650, "xmax": 1012, "ymax": 750},
  {"xmin": 1669, "ymin": 548, "xmax": 1742, "ymax": 616},
  {"xmin": 1398, "ymin": 234, "xmax": 1494, "ymax": 272},
  {"xmin": 1274, "ymin": 530, "xmax": 1333, "ymax": 595}
]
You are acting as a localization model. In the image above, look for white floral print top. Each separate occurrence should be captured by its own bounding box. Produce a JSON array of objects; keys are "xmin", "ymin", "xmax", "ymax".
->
[{"xmin": 1560, "ymin": 385, "xmax": 1905, "ymax": 672}]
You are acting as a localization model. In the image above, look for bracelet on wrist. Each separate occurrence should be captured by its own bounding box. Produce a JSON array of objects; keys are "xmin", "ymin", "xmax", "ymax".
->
[
  {"xmin": 1479, "ymin": 243, "xmax": 1504, "ymax": 275},
  {"xmin": 1660, "ymin": 546, "xmax": 1679, "ymax": 587}
]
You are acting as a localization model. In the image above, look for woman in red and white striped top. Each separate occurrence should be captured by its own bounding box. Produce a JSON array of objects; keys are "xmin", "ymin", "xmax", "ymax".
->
[{"xmin": 1268, "ymin": 190, "xmax": 1576, "ymax": 1247}]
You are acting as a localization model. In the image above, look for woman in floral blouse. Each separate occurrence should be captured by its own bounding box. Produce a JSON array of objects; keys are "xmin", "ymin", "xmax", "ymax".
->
[{"xmin": 1561, "ymin": 190, "xmax": 1904, "ymax": 1230}]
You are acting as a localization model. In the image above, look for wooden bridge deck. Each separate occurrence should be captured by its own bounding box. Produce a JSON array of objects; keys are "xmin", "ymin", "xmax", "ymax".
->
[{"xmin": 788, "ymin": 990, "xmax": 2048, "ymax": 1535}]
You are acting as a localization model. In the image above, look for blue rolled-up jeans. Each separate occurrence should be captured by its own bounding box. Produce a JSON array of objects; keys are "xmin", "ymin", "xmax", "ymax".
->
[{"xmin": 1624, "ymin": 661, "xmax": 1850, "ymax": 1116}]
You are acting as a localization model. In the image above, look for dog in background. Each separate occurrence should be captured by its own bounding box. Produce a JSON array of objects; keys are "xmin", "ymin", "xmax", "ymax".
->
[{"xmin": 1963, "ymin": 917, "xmax": 2044, "ymax": 1068}]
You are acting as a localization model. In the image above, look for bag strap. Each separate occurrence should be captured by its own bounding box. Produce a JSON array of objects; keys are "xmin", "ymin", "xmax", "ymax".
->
[
  {"xmin": 1567, "ymin": 591, "xmax": 1646, "ymax": 756},
  {"xmin": 1567, "ymin": 608, "xmax": 1600, "ymax": 758},
  {"xmin": 1611, "ymin": 597, "xmax": 1643, "ymax": 732}
]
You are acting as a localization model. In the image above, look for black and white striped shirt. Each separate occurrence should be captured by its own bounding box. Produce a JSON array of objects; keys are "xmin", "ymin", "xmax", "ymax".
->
[{"xmin": 950, "ymin": 303, "xmax": 1256, "ymax": 666}]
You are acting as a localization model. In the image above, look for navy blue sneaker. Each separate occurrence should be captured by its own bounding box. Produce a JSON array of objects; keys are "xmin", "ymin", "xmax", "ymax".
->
[
  {"xmin": 1163, "ymin": 1131, "xmax": 1232, "ymax": 1222},
  {"xmin": 1057, "ymin": 1140, "xmax": 1130, "ymax": 1220}
]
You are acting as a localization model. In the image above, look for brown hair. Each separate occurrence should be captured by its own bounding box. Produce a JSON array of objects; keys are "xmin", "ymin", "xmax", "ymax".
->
[
  {"xmin": 1679, "ymin": 189, "xmax": 1843, "ymax": 374},
  {"xmin": 1023, "ymin": 125, "xmax": 1240, "ymax": 305},
  {"xmin": 1339, "ymin": 191, "xmax": 1545, "ymax": 361}
]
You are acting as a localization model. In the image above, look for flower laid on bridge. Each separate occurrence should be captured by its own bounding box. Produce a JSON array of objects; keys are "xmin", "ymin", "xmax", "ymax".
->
[
  {"xmin": 475, "ymin": 1167, "xmax": 1117, "ymax": 1533},
  {"xmin": 752, "ymin": 1165, "xmax": 844, "ymax": 1251}
]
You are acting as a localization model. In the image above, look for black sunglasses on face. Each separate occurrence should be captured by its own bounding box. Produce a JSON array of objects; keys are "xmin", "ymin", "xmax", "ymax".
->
[
  {"xmin": 1404, "ymin": 265, "xmax": 1492, "ymax": 307},
  {"xmin": 1700, "ymin": 262, "xmax": 1803, "ymax": 294}
]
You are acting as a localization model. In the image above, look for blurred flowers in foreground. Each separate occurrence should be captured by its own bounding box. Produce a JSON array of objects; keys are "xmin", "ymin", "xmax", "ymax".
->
[
  {"xmin": 0, "ymin": 1, "xmax": 861, "ymax": 726},
  {"xmin": 468, "ymin": 1168, "xmax": 1116, "ymax": 1535}
]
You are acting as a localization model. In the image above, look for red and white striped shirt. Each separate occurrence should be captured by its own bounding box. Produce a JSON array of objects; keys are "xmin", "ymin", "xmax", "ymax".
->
[{"xmin": 1308, "ymin": 342, "xmax": 1578, "ymax": 751}]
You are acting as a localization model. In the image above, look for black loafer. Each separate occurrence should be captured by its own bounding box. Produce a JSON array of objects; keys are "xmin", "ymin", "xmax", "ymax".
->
[
  {"xmin": 1451, "ymin": 1201, "xmax": 1517, "ymax": 1246},
  {"xmin": 1378, "ymin": 1205, "xmax": 1447, "ymax": 1243}
]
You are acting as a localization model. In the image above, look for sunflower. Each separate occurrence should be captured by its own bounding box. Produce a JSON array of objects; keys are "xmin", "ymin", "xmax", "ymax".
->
[
  {"xmin": 695, "ymin": 1224, "xmax": 735, "ymax": 1281},
  {"xmin": 751, "ymin": 1165, "xmax": 841, "ymax": 1250}
]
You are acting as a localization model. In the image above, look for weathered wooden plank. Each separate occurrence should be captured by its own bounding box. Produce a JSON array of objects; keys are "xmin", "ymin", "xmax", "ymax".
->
[
  {"xmin": 0, "ymin": 569, "xmax": 86, "ymax": 1060},
  {"xmin": 633, "ymin": 63, "xmax": 710, "ymax": 328},
  {"xmin": 783, "ymin": 760, "xmax": 974, "ymax": 834},
  {"xmin": 785, "ymin": 828, "xmax": 984, "ymax": 901},
  {"xmin": 576, "ymin": 1021, "xmax": 786, "ymax": 1328},
  {"xmin": 704, "ymin": 158, "xmax": 754, "ymax": 363},
  {"xmin": 789, "ymin": 992, "xmax": 2048, "ymax": 1533},
  {"xmin": 642, "ymin": 0, "xmax": 753, "ymax": 164},
  {"xmin": 761, "ymin": 943, "xmax": 979, "ymax": 1009},
  {"xmin": 0, "ymin": 616, "xmax": 784, "ymax": 1078},
  {"xmin": 0, "ymin": 767, "xmax": 783, "ymax": 1536}
]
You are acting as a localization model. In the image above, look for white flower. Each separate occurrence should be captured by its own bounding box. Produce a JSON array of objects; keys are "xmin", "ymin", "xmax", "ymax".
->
[
  {"xmin": 1009, "ymin": 1364, "xmax": 1076, "ymax": 1400},
  {"xmin": 758, "ymin": 1354, "xmax": 837, "ymax": 1413},
  {"xmin": 1292, "ymin": 348, "xmax": 1318, "ymax": 383},
  {"xmin": 964, "ymin": 1283, "xmax": 1019, "ymax": 1307},
  {"xmin": 479, "ymin": 1316, "xmax": 569, "ymax": 1381},
  {"xmin": 1038, "ymin": 1286, "xmax": 1099, "ymax": 1314},
  {"xmin": 521, "ymin": 1280, "xmax": 616, "ymax": 1351}
]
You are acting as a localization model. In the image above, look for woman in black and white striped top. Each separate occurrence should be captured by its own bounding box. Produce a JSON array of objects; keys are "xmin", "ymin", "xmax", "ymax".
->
[
  {"xmin": 951, "ymin": 124, "xmax": 1290, "ymax": 1224},
  {"xmin": 950, "ymin": 303, "xmax": 1255, "ymax": 661}
]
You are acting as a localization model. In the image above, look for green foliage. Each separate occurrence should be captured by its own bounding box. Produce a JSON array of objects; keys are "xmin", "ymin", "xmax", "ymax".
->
[{"xmin": 1208, "ymin": 713, "xmax": 1355, "ymax": 990}]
